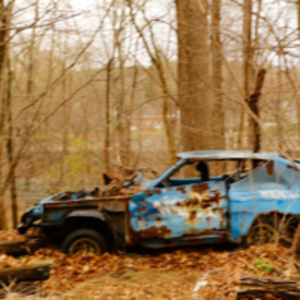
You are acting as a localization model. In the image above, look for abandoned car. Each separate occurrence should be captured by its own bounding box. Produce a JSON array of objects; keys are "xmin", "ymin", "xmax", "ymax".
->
[{"xmin": 18, "ymin": 150, "xmax": 300, "ymax": 255}]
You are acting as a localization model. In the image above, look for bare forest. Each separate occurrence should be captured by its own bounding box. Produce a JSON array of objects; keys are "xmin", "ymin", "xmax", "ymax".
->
[
  {"xmin": 0, "ymin": 0, "xmax": 299, "ymax": 299},
  {"xmin": 0, "ymin": 0, "xmax": 298, "ymax": 228}
]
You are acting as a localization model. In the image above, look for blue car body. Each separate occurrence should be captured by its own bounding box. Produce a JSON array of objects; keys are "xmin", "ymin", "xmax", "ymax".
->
[
  {"xmin": 129, "ymin": 151, "xmax": 300, "ymax": 247},
  {"xmin": 18, "ymin": 150, "xmax": 300, "ymax": 249}
]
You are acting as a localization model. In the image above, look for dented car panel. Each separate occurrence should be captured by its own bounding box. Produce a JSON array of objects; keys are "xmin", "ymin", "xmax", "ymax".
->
[{"xmin": 18, "ymin": 150, "xmax": 300, "ymax": 251}]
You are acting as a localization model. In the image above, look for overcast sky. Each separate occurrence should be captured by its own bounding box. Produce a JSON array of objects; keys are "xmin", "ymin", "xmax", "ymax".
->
[{"xmin": 9, "ymin": 0, "xmax": 300, "ymax": 68}]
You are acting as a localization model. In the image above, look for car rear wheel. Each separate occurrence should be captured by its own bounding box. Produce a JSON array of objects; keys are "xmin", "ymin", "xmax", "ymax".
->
[
  {"xmin": 246, "ymin": 222, "xmax": 277, "ymax": 245},
  {"xmin": 62, "ymin": 228, "xmax": 109, "ymax": 255}
]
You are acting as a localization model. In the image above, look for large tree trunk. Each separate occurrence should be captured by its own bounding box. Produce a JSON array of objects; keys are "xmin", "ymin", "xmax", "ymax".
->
[
  {"xmin": 176, "ymin": 0, "xmax": 211, "ymax": 151},
  {"xmin": 296, "ymin": 0, "xmax": 300, "ymax": 144},
  {"xmin": 0, "ymin": 0, "xmax": 14, "ymax": 229},
  {"xmin": 210, "ymin": 0, "xmax": 225, "ymax": 150}
]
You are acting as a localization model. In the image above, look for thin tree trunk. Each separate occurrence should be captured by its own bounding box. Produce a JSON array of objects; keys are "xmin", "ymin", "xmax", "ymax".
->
[
  {"xmin": 243, "ymin": 0, "xmax": 255, "ymax": 150},
  {"xmin": 246, "ymin": 68, "xmax": 266, "ymax": 153},
  {"xmin": 59, "ymin": 38, "xmax": 70, "ymax": 184},
  {"xmin": 5, "ymin": 57, "xmax": 17, "ymax": 228},
  {"xmin": 125, "ymin": 64, "xmax": 139, "ymax": 169},
  {"xmin": 114, "ymin": 10, "xmax": 128, "ymax": 168},
  {"xmin": 276, "ymin": 54, "xmax": 283, "ymax": 148},
  {"xmin": 211, "ymin": 0, "xmax": 225, "ymax": 150},
  {"xmin": 104, "ymin": 59, "xmax": 113, "ymax": 172},
  {"xmin": 243, "ymin": 0, "xmax": 253, "ymax": 99}
]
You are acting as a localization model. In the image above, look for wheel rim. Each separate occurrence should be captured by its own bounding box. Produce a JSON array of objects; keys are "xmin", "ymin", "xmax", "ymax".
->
[
  {"xmin": 247, "ymin": 224, "xmax": 276, "ymax": 245},
  {"xmin": 69, "ymin": 238, "xmax": 101, "ymax": 255}
]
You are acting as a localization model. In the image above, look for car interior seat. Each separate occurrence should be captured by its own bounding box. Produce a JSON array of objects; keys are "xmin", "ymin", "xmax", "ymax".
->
[{"xmin": 196, "ymin": 161, "xmax": 210, "ymax": 181}]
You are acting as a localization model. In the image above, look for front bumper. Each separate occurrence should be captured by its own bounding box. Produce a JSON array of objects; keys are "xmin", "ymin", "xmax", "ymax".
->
[
  {"xmin": 17, "ymin": 223, "xmax": 29, "ymax": 234},
  {"xmin": 17, "ymin": 206, "xmax": 42, "ymax": 234}
]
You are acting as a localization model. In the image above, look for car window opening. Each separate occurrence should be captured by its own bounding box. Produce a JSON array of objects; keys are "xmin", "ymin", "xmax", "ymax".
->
[{"xmin": 155, "ymin": 158, "xmax": 267, "ymax": 188}]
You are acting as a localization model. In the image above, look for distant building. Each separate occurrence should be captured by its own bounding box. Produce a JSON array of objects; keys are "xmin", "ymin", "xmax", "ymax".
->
[{"xmin": 130, "ymin": 113, "xmax": 179, "ymax": 131}]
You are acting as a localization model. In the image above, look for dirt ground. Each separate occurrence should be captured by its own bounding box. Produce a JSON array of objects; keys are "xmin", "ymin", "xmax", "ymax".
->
[{"xmin": 0, "ymin": 242, "xmax": 297, "ymax": 300}]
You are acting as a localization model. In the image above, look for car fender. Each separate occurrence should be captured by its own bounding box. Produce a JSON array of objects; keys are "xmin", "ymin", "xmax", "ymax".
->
[
  {"xmin": 64, "ymin": 210, "xmax": 107, "ymax": 222},
  {"xmin": 61, "ymin": 210, "xmax": 118, "ymax": 248}
]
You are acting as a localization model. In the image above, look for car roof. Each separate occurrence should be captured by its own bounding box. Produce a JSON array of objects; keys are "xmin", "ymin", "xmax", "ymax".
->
[{"xmin": 176, "ymin": 150, "xmax": 279, "ymax": 160}]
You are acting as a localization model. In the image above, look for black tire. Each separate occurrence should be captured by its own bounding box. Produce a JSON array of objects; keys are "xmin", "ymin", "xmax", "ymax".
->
[
  {"xmin": 61, "ymin": 228, "xmax": 109, "ymax": 255},
  {"xmin": 246, "ymin": 216, "xmax": 278, "ymax": 246}
]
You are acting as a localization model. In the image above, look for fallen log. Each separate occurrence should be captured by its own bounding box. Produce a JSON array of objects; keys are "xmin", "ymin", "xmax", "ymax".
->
[
  {"xmin": 0, "ymin": 260, "xmax": 53, "ymax": 284},
  {"xmin": 0, "ymin": 238, "xmax": 48, "ymax": 255},
  {"xmin": 237, "ymin": 276, "xmax": 300, "ymax": 300}
]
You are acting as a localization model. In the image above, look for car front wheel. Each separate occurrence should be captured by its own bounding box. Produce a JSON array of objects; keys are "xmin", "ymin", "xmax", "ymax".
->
[{"xmin": 62, "ymin": 228, "xmax": 109, "ymax": 255}]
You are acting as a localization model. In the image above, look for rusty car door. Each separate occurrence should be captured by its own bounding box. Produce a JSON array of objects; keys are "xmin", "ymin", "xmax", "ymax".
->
[{"xmin": 130, "ymin": 181, "xmax": 229, "ymax": 244}]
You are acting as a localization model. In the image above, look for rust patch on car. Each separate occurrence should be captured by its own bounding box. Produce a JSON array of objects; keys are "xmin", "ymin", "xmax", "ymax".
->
[
  {"xmin": 192, "ymin": 183, "xmax": 209, "ymax": 194},
  {"xmin": 136, "ymin": 206, "xmax": 147, "ymax": 212},
  {"xmin": 206, "ymin": 216, "xmax": 211, "ymax": 227},
  {"xmin": 176, "ymin": 198, "xmax": 200, "ymax": 208},
  {"xmin": 186, "ymin": 211, "xmax": 197, "ymax": 225},
  {"xmin": 156, "ymin": 217, "xmax": 162, "ymax": 227},
  {"xmin": 176, "ymin": 186, "xmax": 187, "ymax": 194},
  {"xmin": 153, "ymin": 188, "xmax": 162, "ymax": 195},
  {"xmin": 202, "ymin": 194, "xmax": 221, "ymax": 206},
  {"xmin": 202, "ymin": 203, "xmax": 212, "ymax": 209},
  {"xmin": 132, "ymin": 225, "xmax": 172, "ymax": 240},
  {"xmin": 175, "ymin": 194, "xmax": 221, "ymax": 210}
]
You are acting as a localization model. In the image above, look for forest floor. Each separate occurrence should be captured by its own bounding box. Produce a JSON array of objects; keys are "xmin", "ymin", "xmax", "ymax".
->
[{"xmin": 0, "ymin": 237, "xmax": 298, "ymax": 300}]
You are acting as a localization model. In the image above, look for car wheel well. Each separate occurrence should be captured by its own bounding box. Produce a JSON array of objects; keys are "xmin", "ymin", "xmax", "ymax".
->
[
  {"xmin": 252, "ymin": 211, "xmax": 300, "ymax": 227},
  {"xmin": 251, "ymin": 212, "xmax": 284, "ymax": 227},
  {"xmin": 249, "ymin": 212, "xmax": 300, "ymax": 245},
  {"xmin": 63, "ymin": 217, "xmax": 115, "ymax": 249}
]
